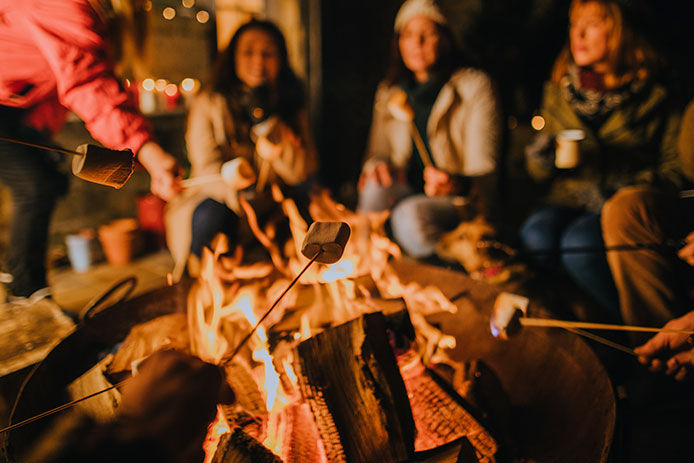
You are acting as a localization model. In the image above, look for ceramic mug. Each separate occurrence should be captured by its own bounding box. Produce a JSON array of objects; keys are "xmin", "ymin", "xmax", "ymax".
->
[{"xmin": 555, "ymin": 129, "xmax": 585, "ymax": 169}]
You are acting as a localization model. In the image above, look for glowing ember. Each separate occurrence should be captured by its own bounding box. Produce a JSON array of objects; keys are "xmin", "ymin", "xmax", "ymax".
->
[{"xmin": 202, "ymin": 406, "xmax": 230, "ymax": 463}]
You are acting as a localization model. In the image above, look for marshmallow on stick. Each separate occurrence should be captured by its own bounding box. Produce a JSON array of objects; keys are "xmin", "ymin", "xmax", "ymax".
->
[
  {"xmin": 180, "ymin": 157, "xmax": 256, "ymax": 190},
  {"xmin": 301, "ymin": 221, "xmax": 351, "ymax": 264},
  {"xmin": 386, "ymin": 90, "xmax": 433, "ymax": 167}
]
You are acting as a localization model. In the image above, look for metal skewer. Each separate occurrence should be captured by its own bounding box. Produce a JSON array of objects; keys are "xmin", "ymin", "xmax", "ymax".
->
[
  {"xmin": 0, "ymin": 136, "xmax": 83, "ymax": 157},
  {"xmin": 0, "ymin": 379, "xmax": 128, "ymax": 435},
  {"xmin": 221, "ymin": 248, "xmax": 323, "ymax": 364}
]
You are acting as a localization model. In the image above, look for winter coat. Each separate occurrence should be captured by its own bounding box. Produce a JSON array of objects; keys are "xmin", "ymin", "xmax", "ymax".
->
[
  {"xmin": 526, "ymin": 79, "xmax": 688, "ymax": 211},
  {"xmin": 0, "ymin": 0, "xmax": 152, "ymax": 152},
  {"xmin": 165, "ymin": 90, "xmax": 318, "ymax": 280},
  {"xmin": 363, "ymin": 68, "xmax": 501, "ymax": 178}
]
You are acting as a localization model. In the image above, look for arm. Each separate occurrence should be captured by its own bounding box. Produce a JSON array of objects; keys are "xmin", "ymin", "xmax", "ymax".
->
[
  {"xmin": 259, "ymin": 110, "xmax": 318, "ymax": 185},
  {"xmin": 24, "ymin": 0, "xmax": 151, "ymax": 152},
  {"xmin": 24, "ymin": 1, "xmax": 180, "ymax": 199}
]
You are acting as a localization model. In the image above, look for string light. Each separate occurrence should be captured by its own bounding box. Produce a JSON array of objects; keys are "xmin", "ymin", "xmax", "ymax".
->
[
  {"xmin": 155, "ymin": 79, "xmax": 168, "ymax": 92},
  {"xmin": 531, "ymin": 115, "xmax": 546, "ymax": 131},
  {"xmin": 165, "ymin": 83, "xmax": 178, "ymax": 97},
  {"xmin": 196, "ymin": 10, "xmax": 210, "ymax": 23},
  {"xmin": 142, "ymin": 78, "xmax": 155, "ymax": 91},
  {"xmin": 181, "ymin": 78, "xmax": 196, "ymax": 92},
  {"xmin": 163, "ymin": 6, "xmax": 176, "ymax": 20}
]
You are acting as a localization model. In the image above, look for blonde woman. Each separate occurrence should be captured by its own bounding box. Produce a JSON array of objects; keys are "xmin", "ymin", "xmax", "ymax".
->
[{"xmin": 520, "ymin": 0, "xmax": 689, "ymax": 320}]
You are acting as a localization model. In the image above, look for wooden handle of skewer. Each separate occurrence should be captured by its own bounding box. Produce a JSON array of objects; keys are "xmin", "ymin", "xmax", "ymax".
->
[
  {"xmin": 520, "ymin": 317, "xmax": 694, "ymax": 335},
  {"xmin": 408, "ymin": 121, "xmax": 433, "ymax": 167},
  {"xmin": 0, "ymin": 136, "xmax": 82, "ymax": 157},
  {"xmin": 256, "ymin": 159, "xmax": 271, "ymax": 192},
  {"xmin": 180, "ymin": 174, "xmax": 221, "ymax": 188}
]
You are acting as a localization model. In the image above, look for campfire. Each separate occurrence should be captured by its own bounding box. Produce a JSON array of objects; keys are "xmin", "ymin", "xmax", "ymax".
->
[{"xmin": 71, "ymin": 186, "xmax": 504, "ymax": 462}]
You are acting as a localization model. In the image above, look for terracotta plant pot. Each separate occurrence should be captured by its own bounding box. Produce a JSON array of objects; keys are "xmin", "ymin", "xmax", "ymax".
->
[{"xmin": 98, "ymin": 218, "xmax": 139, "ymax": 266}]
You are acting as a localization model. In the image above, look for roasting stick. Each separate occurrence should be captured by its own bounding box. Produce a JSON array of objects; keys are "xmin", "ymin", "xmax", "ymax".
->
[
  {"xmin": 222, "ymin": 248, "xmax": 323, "ymax": 364},
  {"xmin": 479, "ymin": 238, "xmax": 685, "ymax": 258},
  {"xmin": 0, "ymin": 136, "xmax": 134, "ymax": 188},
  {"xmin": 565, "ymin": 328, "xmax": 637, "ymax": 356},
  {"xmin": 0, "ymin": 222, "xmax": 351, "ymax": 435},
  {"xmin": 0, "ymin": 379, "xmax": 128, "ymax": 434},
  {"xmin": 490, "ymin": 293, "xmax": 693, "ymax": 356},
  {"xmin": 517, "ymin": 317, "xmax": 694, "ymax": 336},
  {"xmin": 0, "ymin": 135, "xmax": 84, "ymax": 157},
  {"xmin": 386, "ymin": 91, "xmax": 434, "ymax": 168},
  {"xmin": 221, "ymin": 221, "xmax": 351, "ymax": 365}
]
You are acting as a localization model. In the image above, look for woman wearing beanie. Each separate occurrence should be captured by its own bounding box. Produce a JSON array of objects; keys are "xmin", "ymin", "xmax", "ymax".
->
[
  {"xmin": 357, "ymin": 0, "xmax": 502, "ymax": 259},
  {"xmin": 519, "ymin": 0, "xmax": 690, "ymax": 322},
  {"xmin": 165, "ymin": 19, "xmax": 318, "ymax": 280}
]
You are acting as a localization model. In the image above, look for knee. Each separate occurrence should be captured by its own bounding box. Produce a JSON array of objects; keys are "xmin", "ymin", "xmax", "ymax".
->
[
  {"xmin": 192, "ymin": 199, "xmax": 231, "ymax": 234},
  {"xmin": 357, "ymin": 179, "xmax": 410, "ymax": 213},
  {"xmin": 560, "ymin": 216, "xmax": 601, "ymax": 269},
  {"xmin": 391, "ymin": 196, "xmax": 435, "ymax": 257},
  {"xmin": 602, "ymin": 186, "xmax": 658, "ymax": 244},
  {"xmin": 519, "ymin": 210, "xmax": 557, "ymax": 250}
]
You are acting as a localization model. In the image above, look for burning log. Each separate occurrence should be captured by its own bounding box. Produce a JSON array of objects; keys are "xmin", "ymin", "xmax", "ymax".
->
[
  {"xmin": 293, "ymin": 312, "xmax": 415, "ymax": 463},
  {"xmin": 212, "ymin": 429, "xmax": 282, "ymax": 463},
  {"xmin": 397, "ymin": 350, "xmax": 498, "ymax": 460}
]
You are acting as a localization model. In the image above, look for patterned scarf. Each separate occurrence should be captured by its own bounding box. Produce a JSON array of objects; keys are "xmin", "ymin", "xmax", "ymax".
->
[{"xmin": 560, "ymin": 64, "xmax": 647, "ymax": 122}]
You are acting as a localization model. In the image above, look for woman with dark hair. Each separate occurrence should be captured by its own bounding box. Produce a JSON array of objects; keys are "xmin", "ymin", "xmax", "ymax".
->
[
  {"xmin": 165, "ymin": 19, "xmax": 317, "ymax": 279},
  {"xmin": 357, "ymin": 0, "xmax": 501, "ymax": 259},
  {"xmin": 520, "ymin": 0, "xmax": 690, "ymax": 321}
]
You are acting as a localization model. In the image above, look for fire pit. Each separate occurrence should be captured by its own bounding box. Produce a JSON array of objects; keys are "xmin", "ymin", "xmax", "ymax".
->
[{"xmin": 5, "ymin": 189, "xmax": 614, "ymax": 463}]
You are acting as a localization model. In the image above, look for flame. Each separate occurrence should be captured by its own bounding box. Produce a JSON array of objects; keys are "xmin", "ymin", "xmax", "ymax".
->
[
  {"xmin": 299, "ymin": 313, "xmax": 311, "ymax": 340},
  {"xmin": 202, "ymin": 406, "xmax": 230, "ymax": 463},
  {"xmin": 189, "ymin": 246, "xmax": 229, "ymax": 364},
  {"xmin": 321, "ymin": 258, "xmax": 355, "ymax": 283},
  {"xmin": 189, "ymin": 187, "xmax": 461, "ymax": 461}
]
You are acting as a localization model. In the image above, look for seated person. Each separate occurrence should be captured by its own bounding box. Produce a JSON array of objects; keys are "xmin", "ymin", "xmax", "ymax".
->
[
  {"xmin": 357, "ymin": 0, "xmax": 501, "ymax": 259},
  {"xmin": 166, "ymin": 19, "xmax": 318, "ymax": 279},
  {"xmin": 519, "ymin": 0, "xmax": 689, "ymax": 321},
  {"xmin": 602, "ymin": 186, "xmax": 694, "ymax": 336}
]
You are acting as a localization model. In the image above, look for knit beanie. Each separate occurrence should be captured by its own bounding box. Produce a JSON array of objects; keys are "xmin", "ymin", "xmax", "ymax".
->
[{"xmin": 394, "ymin": 0, "xmax": 447, "ymax": 32}]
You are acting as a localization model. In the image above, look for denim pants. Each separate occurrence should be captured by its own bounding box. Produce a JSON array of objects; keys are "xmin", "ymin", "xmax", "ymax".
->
[
  {"xmin": 357, "ymin": 179, "xmax": 460, "ymax": 258},
  {"xmin": 190, "ymin": 179, "xmax": 315, "ymax": 257},
  {"xmin": 0, "ymin": 107, "xmax": 68, "ymax": 296},
  {"xmin": 519, "ymin": 204, "xmax": 621, "ymax": 320}
]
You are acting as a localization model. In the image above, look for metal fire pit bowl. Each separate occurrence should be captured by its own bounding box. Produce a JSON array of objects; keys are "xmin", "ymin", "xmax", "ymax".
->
[{"xmin": 5, "ymin": 260, "xmax": 615, "ymax": 463}]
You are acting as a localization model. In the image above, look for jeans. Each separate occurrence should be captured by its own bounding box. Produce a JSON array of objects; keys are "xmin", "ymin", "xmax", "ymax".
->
[
  {"xmin": 519, "ymin": 205, "xmax": 621, "ymax": 320},
  {"xmin": 357, "ymin": 179, "xmax": 460, "ymax": 258},
  {"xmin": 190, "ymin": 178, "xmax": 316, "ymax": 257},
  {"xmin": 0, "ymin": 107, "xmax": 69, "ymax": 296},
  {"xmin": 190, "ymin": 198, "xmax": 239, "ymax": 257}
]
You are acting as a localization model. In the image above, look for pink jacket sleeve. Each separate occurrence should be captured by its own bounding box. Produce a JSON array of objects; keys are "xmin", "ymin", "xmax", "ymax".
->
[{"xmin": 22, "ymin": 0, "xmax": 152, "ymax": 153}]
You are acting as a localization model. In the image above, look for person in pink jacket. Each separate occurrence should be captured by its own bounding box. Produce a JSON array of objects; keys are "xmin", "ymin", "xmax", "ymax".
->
[{"xmin": 0, "ymin": 0, "xmax": 181, "ymax": 299}]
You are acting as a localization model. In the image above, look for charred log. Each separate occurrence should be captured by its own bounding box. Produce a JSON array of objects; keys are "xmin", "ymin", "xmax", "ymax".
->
[
  {"xmin": 212, "ymin": 429, "xmax": 282, "ymax": 463},
  {"xmin": 397, "ymin": 349, "xmax": 498, "ymax": 460},
  {"xmin": 294, "ymin": 312, "xmax": 414, "ymax": 463}
]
